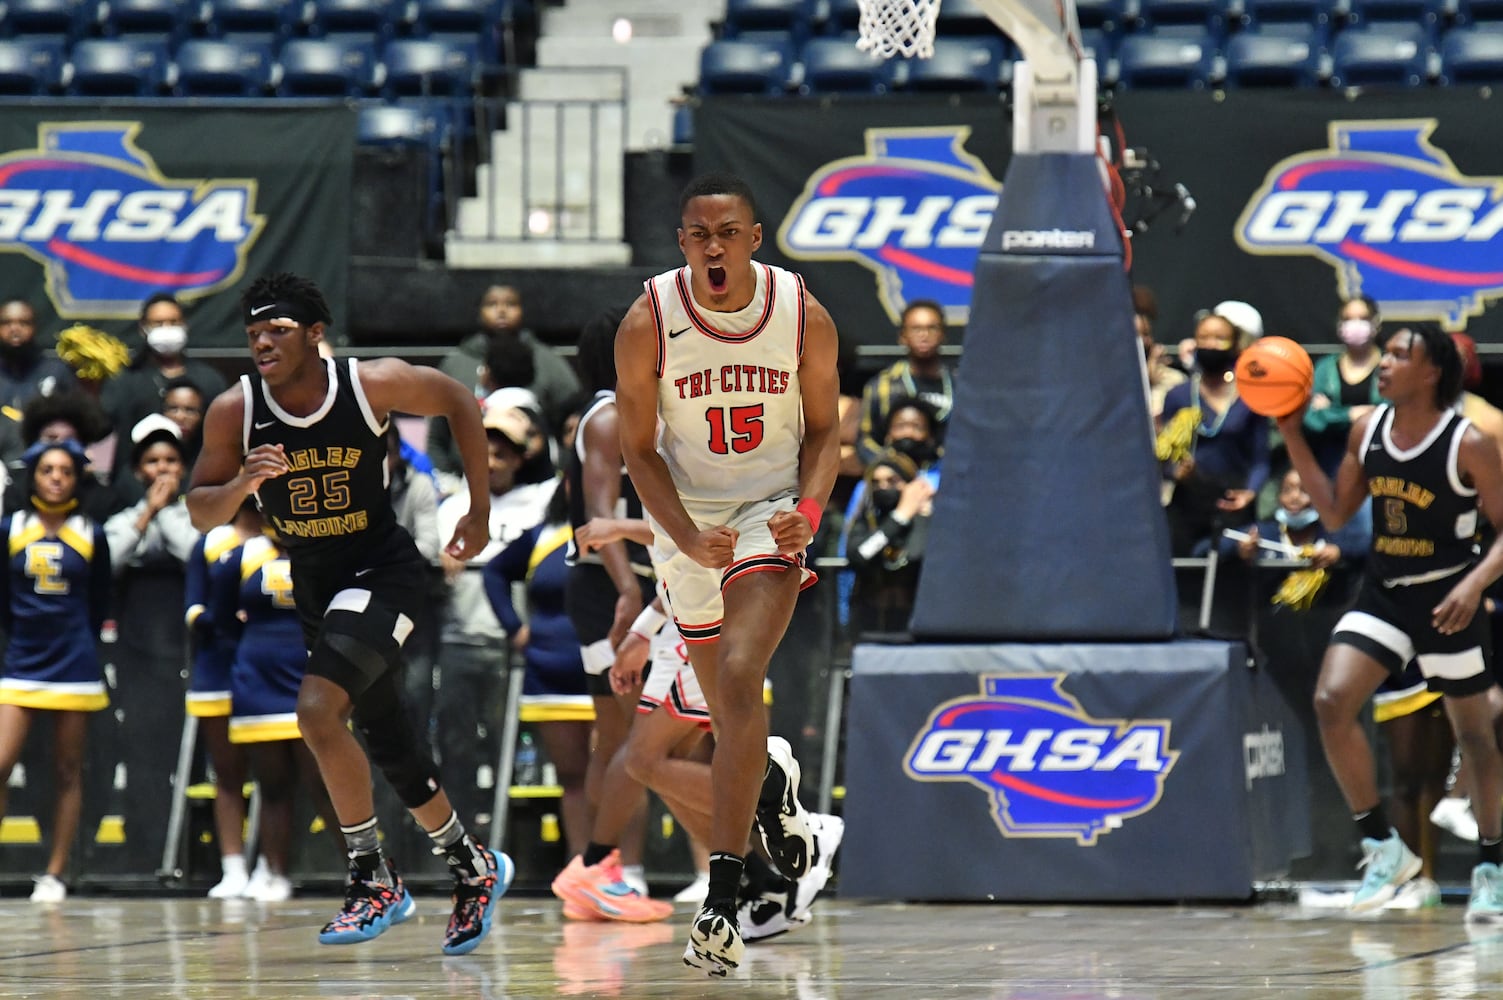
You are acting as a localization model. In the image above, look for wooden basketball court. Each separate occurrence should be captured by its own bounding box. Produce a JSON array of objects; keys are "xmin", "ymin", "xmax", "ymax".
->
[{"xmin": 3, "ymin": 892, "xmax": 1500, "ymax": 998}]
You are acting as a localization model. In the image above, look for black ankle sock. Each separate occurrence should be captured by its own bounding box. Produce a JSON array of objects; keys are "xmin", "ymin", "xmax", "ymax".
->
[
  {"xmin": 349, "ymin": 850, "xmax": 382, "ymax": 880},
  {"xmin": 707, "ymin": 852, "xmax": 745, "ymax": 909},
  {"xmin": 583, "ymin": 842, "xmax": 614, "ymax": 868},
  {"xmin": 1482, "ymin": 837, "xmax": 1502, "ymax": 866},
  {"xmin": 1354, "ymin": 804, "xmax": 1391, "ymax": 842},
  {"xmin": 443, "ymin": 833, "xmax": 488, "ymax": 881}
]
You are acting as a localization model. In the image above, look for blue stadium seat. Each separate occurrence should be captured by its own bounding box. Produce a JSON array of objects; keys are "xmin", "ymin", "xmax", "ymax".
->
[
  {"xmin": 1137, "ymin": 0, "xmax": 1227, "ymax": 29},
  {"xmin": 892, "ymin": 35, "xmax": 1006, "ymax": 91},
  {"xmin": 698, "ymin": 38, "xmax": 794, "ymax": 94},
  {"xmin": 1223, "ymin": 26, "xmax": 1323, "ymax": 83},
  {"xmin": 68, "ymin": 37, "xmax": 169, "ymax": 94},
  {"xmin": 173, "ymin": 37, "xmax": 272, "ymax": 95},
  {"xmin": 1114, "ymin": 31, "xmax": 1218, "ymax": 86},
  {"xmin": 3, "ymin": 0, "xmax": 89, "ymax": 37},
  {"xmin": 934, "ymin": 0, "xmax": 999, "ymax": 34},
  {"xmin": 409, "ymin": 0, "xmax": 504, "ymax": 37},
  {"xmin": 1348, "ymin": 0, "xmax": 1448, "ymax": 32},
  {"xmin": 357, "ymin": 101, "xmax": 440, "ymax": 146},
  {"xmin": 799, "ymin": 36, "xmax": 890, "ymax": 91},
  {"xmin": 0, "ymin": 37, "xmax": 65, "ymax": 93},
  {"xmin": 202, "ymin": 0, "xmax": 297, "ymax": 37},
  {"xmin": 1458, "ymin": 0, "xmax": 1503, "ymax": 21},
  {"xmin": 1440, "ymin": 24, "xmax": 1503, "ymax": 80},
  {"xmin": 1239, "ymin": 0, "xmax": 1341, "ymax": 27},
  {"xmin": 308, "ymin": 0, "xmax": 400, "ymax": 38},
  {"xmin": 276, "ymin": 36, "xmax": 379, "ymax": 96},
  {"xmin": 95, "ymin": 0, "xmax": 191, "ymax": 38},
  {"xmin": 823, "ymin": 0, "xmax": 862, "ymax": 34},
  {"xmin": 725, "ymin": 0, "xmax": 811, "ymax": 40},
  {"xmin": 1078, "ymin": 27, "xmax": 1119, "ymax": 82},
  {"xmin": 671, "ymin": 102, "xmax": 694, "ymax": 146},
  {"xmin": 381, "ymin": 36, "xmax": 479, "ymax": 97},
  {"xmin": 1076, "ymin": 0, "xmax": 1132, "ymax": 32},
  {"xmin": 1329, "ymin": 24, "xmax": 1431, "ymax": 85}
]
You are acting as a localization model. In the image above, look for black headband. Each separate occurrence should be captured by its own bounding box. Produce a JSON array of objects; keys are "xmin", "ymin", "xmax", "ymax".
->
[{"xmin": 243, "ymin": 297, "xmax": 326, "ymax": 328}]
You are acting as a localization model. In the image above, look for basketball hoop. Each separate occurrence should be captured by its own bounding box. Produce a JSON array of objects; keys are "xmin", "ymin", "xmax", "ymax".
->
[{"xmin": 855, "ymin": 0, "xmax": 941, "ymax": 59}]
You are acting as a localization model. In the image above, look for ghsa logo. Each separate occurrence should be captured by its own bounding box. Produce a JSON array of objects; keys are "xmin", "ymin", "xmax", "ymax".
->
[
  {"xmin": 777, "ymin": 126, "xmax": 1000, "ymax": 325},
  {"xmin": 0, "ymin": 122, "xmax": 264, "ymax": 318},
  {"xmin": 1237, "ymin": 119, "xmax": 1503, "ymax": 330},
  {"xmin": 904, "ymin": 675, "xmax": 1178, "ymax": 845}
]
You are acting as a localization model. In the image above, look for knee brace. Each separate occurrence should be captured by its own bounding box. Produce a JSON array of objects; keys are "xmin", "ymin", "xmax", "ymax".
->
[{"xmin": 354, "ymin": 678, "xmax": 442, "ymax": 809}]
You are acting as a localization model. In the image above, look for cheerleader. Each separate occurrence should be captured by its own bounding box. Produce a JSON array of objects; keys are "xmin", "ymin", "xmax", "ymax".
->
[{"xmin": 0, "ymin": 440, "xmax": 111, "ymax": 902}]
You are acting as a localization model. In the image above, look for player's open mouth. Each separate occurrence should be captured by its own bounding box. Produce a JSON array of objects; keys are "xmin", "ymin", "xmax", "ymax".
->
[
  {"xmin": 707, "ymin": 265, "xmax": 727, "ymax": 292},
  {"xmin": 256, "ymin": 355, "xmax": 277, "ymax": 371}
]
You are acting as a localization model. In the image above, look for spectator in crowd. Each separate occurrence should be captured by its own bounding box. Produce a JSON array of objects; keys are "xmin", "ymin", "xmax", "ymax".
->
[
  {"xmin": 212, "ymin": 503, "xmax": 345, "ymax": 902},
  {"xmin": 1159, "ymin": 309, "xmax": 1270, "ymax": 557},
  {"xmin": 432, "ymin": 403, "xmax": 555, "ymax": 830},
  {"xmin": 2, "ymin": 391, "xmax": 124, "ymax": 521},
  {"xmin": 102, "ymin": 293, "xmax": 226, "ymax": 491},
  {"xmin": 105, "ymin": 415, "xmax": 197, "ymax": 856},
  {"xmin": 0, "ymin": 299, "xmax": 79, "ymax": 410},
  {"xmin": 1135, "ymin": 285, "xmax": 1184, "ymax": 421},
  {"xmin": 0, "ymin": 439, "xmax": 111, "ymax": 902},
  {"xmin": 161, "ymin": 377, "xmax": 206, "ymax": 473},
  {"xmin": 482, "ymin": 483, "xmax": 591, "ymax": 858},
  {"xmin": 857, "ymin": 300, "xmax": 954, "ymax": 465},
  {"xmin": 1453, "ymin": 333, "xmax": 1503, "ymax": 453},
  {"xmin": 429, "ymin": 284, "xmax": 580, "ymax": 477},
  {"xmin": 184, "ymin": 509, "xmax": 254, "ymax": 899},
  {"xmin": 846, "ymin": 450, "xmax": 934, "ymax": 636}
]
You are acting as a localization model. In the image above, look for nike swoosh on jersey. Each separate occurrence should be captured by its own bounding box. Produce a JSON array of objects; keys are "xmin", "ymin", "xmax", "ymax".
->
[
  {"xmin": 254, "ymin": 420, "xmax": 276, "ymax": 430},
  {"xmin": 668, "ymin": 327, "xmax": 691, "ymax": 338}
]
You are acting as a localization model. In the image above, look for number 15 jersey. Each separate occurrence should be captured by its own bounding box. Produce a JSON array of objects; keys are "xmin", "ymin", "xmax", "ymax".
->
[{"xmin": 645, "ymin": 262, "xmax": 806, "ymax": 504}]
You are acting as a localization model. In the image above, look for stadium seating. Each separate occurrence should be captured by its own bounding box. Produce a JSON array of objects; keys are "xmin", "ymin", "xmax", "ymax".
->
[
  {"xmin": 2, "ymin": 0, "xmax": 89, "ymax": 38},
  {"xmin": 1076, "ymin": 0, "xmax": 1133, "ymax": 34},
  {"xmin": 800, "ymin": 36, "xmax": 891, "ymax": 91},
  {"xmin": 201, "ymin": 0, "xmax": 299, "ymax": 38},
  {"xmin": 95, "ymin": 0, "xmax": 191, "ymax": 39},
  {"xmin": 891, "ymin": 35, "xmax": 1007, "ymax": 91},
  {"xmin": 1137, "ymin": 0, "xmax": 1228, "ymax": 31},
  {"xmin": 276, "ymin": 36, "xmax": 379, "ymax": 97},
  {"xmin": 1078, "ymin": 27, "xmax": 1119, "ymax": 82},
  {"xmin": 0, "ymin": 36, "xmax": 65, "ymax": 94},
  {"xmin": 698, "ymin": 37, "xmax": 794, "ymax": 94},
  {"xmin": 67, "ymin": 36, "xmax": 169, "ymax": 95},
  {"xmin": 1115, "ymin": 31, "xmax": 1219, "ymax": 85},
  {"xmin": 1224, "ymin": 26, "xmax": 1325, "ymax": 83},
  {"xmin": 173, "ymin": 36, "xmax": 272, "ymax": 96},
  {"xmin": 358, "ymin": 101, "xmax": 443, "ymax": 146},
  {"xmin": 381, "ymin": 36, "xmax": 480, "ymax": 98},
  {"xmin": 1239, "ymin": 0, "xmax": 1342, "ymax": 29},
  {"xmin": 934, "ymin": 0, "xmax": 1002, "ymax": 34},
  {"xmin": 723, "ymin": 0, "xmax": 812, "ymax": 40},
  {"xmin": 1439, "ymin": 23, "xmax": 1503, "ymax": 79},
  {"xmin": 307, "ymin": 0, "xmax": 401, "ymax": 39},
  {"xmin": 1457, "ymin": 0, "xmax": 1503, "ymax": 21},
  {"xmin": 409, "ymin": 0, "xmax": 506, "ymax": 38},
  {"xmin": 822, "ymin": 0, "xmax": 863, "ymax": 34},
  {"xmin": 1328, "ymin": 23, "xmax": 1431, "ymax": 84}
]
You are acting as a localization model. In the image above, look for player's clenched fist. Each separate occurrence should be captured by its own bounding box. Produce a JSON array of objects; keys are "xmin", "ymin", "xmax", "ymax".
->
[{"xmin": 684, "ymin": 525, "xmax": 737, "ymax": 569}]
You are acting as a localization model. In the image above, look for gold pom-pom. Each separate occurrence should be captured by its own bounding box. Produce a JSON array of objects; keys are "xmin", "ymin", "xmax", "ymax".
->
[
  {"xmin": 1271, "ymin": 546, "xmax": 1329, "ymax": 611},
  {"xmin": 1156, "ymin": 407, "xmax": 1201, "ymax": 463},
  {"xmin": 56, "ymin": 324, "xmax": 131, "ymax": 382}
]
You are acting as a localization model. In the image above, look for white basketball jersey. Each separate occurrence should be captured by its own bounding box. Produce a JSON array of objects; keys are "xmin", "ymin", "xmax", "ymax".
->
[{"xmin": 645, "ymin": 262, "xmax": 806, "ymax": 504}]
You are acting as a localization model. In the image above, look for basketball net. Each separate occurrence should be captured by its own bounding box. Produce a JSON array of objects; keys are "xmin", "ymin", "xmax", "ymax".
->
[{"xmin": 855, "ymin": 0, "xmax": 941, "ymax": 59}]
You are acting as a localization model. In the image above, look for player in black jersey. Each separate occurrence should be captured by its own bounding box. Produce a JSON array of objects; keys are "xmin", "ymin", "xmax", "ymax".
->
[
  {"xmin": 187, "ymin": 273, "xmax": 513, "ymax": 954},
  {"xmin": 1280, "ymin": 324, "xmax": 1503, "ymax": 921}
]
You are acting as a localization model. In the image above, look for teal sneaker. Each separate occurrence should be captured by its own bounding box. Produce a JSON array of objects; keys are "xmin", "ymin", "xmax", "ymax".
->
[
  {"xmin": 1467, "ymin": 862, "xmax": 1503, "ymax": 923},
  {"xmin": 1351, "ymin": 831, "xmax": 1421, "ymax": 913}
]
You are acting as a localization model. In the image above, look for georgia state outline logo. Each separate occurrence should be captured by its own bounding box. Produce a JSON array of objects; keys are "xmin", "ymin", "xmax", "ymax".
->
[
  {"xmin": 777, "ymin": 126, "xmax": 1000, "ymax": 326},
  {"xmin": 904, "ymin": 675, "xmax": 1178, "ymax": 845},
  {"xmin": 0, "ymin": 122, "xmax": 265, "ymax": 318},
  {"xmin": 1236, "ymin": 119, "xmax": 1503, "ymax": 330}
]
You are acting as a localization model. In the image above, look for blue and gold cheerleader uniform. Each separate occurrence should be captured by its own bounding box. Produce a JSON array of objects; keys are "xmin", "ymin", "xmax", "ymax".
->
[
  {"xmin": 0, "ymin": 510, "xmax": 111, "ymax": 710},
  {"xmin": 184, "ymin": 525, "xmax": 244, "ymax": 720},
  {"xmin": 212, "ymin": 534, "xmax": 305, "ymax": 744}
]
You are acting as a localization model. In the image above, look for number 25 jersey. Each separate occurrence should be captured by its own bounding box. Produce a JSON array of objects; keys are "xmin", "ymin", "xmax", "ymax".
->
[{"xmin": 646, "ymin": 262, "xmax": 806, "ymax": 504}]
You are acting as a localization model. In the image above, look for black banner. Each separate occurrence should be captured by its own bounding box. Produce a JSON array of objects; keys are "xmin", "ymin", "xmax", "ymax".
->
[
  {"xmin": 0, "ymin": 102, "xmax": 354, "ymax": 350},
  {"xmin": 695, "ymin": 90, "xmax": 1503, "ymax": 350}
]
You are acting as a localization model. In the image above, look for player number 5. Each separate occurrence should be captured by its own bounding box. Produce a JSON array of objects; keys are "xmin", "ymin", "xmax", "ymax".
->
[{"xmin": 705, "ymin": 404, "xmax": 764, "ymax": 455}]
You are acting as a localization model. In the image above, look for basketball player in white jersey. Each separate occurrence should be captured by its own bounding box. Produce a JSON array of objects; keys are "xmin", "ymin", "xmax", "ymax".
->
[{"xmin": 615, "ymin": 173, "xmax": 841, "ymax": 976}]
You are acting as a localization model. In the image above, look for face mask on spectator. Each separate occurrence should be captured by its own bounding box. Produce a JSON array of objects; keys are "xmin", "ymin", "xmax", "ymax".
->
[
  {"xmin": 1195, "ymin": 347, "xmax": 1237, "ymax": 374},
  {"xmin": 1275, "ymin": 506, "xmax": 1320, "ymax": 530},
  {"xmin": 889, "ymin": 437, "xmax": 937, "ymax": 466},
  {"xmin": 872, "ymin": 487, "xmax": 902, "ymax": 513},
  {"xmin": 0, "ymin": 338, "xmax": 40, "ymax": 367},
  {"xmin": 146, "ymin": 325, "xmax": 188, "ymax": 356},
  {"xmin": 1338, "ymin": 319, "xmax": 1373, "ymax": 349}
]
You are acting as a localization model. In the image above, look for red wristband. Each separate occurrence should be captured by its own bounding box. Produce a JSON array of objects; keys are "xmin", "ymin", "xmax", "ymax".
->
[{"xmin": 795, "ymin": 497, "xmax": 823, "ymax": 535}]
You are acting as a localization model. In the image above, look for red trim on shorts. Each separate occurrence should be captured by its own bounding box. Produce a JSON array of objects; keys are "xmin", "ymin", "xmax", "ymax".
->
[{"xmin": 675, "ymin": 617, "xmax": 722, "ymax": 643}]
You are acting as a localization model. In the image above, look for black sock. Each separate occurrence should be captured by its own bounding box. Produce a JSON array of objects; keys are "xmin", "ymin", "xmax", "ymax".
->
[
  {"xmin": 341, "ymin": 816, "xmax": 383, "ymax": 878},
  {"xmin": 583, "ymin": 842, "xmax": 614, "ymax": 868},
  {"xmin": 707, "ymin": 852, "xmax": 745, "ymax": 910},
  {"xmin": 1354, "ymin": 804, "xmax": 1391, "ymax": 842},
  {"xmin": 1482, "ymin": 837, "xmax": 1502, "ymax": 867}
]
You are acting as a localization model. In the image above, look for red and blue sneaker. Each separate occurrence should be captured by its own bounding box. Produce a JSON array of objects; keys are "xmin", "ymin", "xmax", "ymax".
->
[
  {"xmin": 441, "ymin": 847, "xmax": 513, "ymax": 956},
  {"xmin": 318, "ymin": 862, "xmax": 414, "ymax": 945}
]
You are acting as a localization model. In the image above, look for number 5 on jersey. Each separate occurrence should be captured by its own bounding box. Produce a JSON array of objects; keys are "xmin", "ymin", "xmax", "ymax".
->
[{"xmin": 706, "ymin": 404, "xmax": 764, "ymax": 455}]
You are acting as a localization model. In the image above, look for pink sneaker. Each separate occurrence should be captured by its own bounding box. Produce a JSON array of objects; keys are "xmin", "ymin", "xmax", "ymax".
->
[{"xmin": 551, "ymin": 851, "xmax": 674, "ymax": 923}]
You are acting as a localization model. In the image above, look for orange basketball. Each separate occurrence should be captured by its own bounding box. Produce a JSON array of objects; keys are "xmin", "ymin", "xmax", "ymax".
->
[{"xmin": 1234, "ymin": 337, "xmax": 1314, "ymax": 418}]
